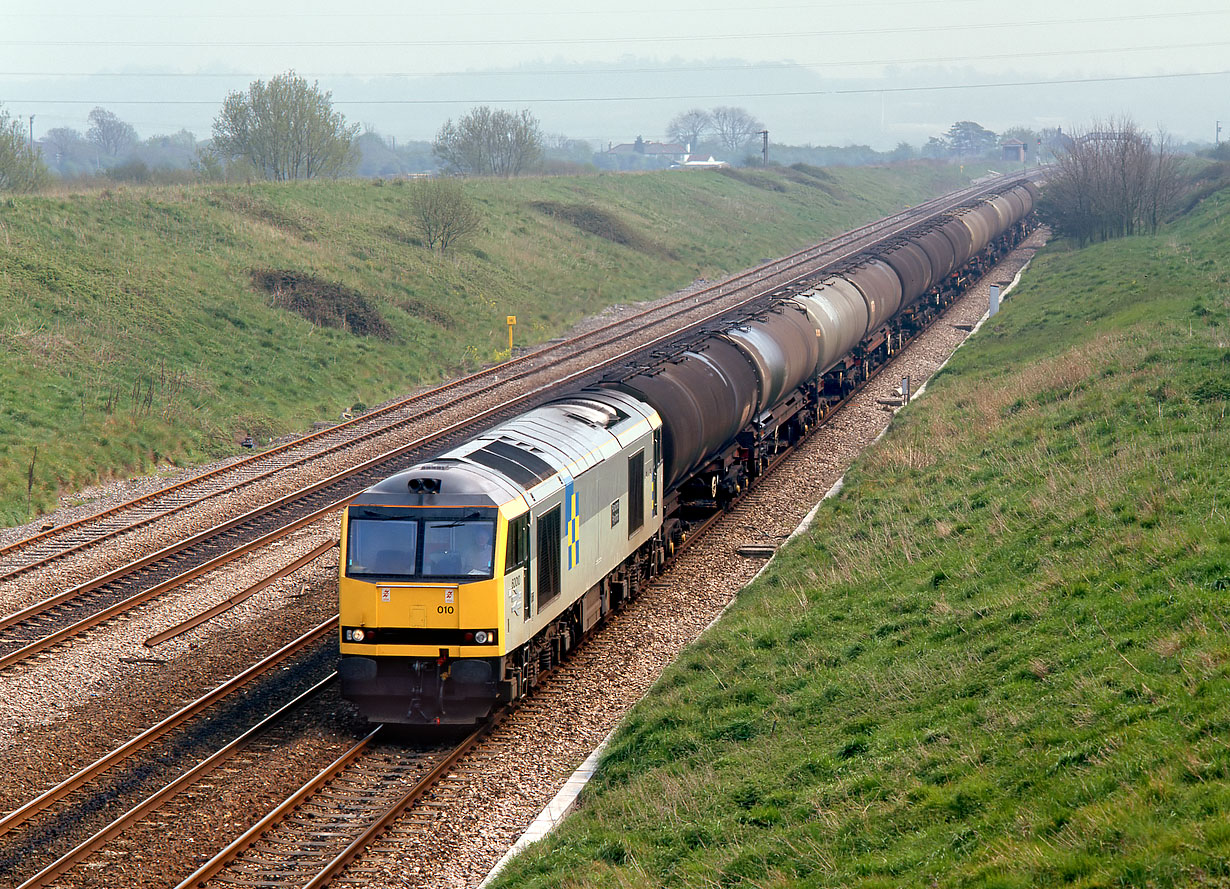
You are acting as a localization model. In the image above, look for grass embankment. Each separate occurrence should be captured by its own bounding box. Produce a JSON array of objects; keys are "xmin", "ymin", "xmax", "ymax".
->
[
  {"xmin": 492, "ymin": 189, "xmax": 1230, "ymax": 886},
  {"xmin": 0, "ymin": 162, "xmax": 980, "ymax": 525}
]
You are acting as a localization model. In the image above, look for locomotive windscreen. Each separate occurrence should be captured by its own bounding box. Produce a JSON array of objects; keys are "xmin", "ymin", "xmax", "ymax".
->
[{"xmin": 345, "ymin": 506, "xmax": 496, "ymax": 580}]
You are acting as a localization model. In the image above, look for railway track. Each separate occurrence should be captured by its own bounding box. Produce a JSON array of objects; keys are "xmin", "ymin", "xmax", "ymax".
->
[
  {"xmin": 0, "ymin": 174, "xmax": 1029, "ymax": 588},
  {"xmin": 0, "ymin": 620, "xmax": 338, "ymax": 888},
  {"xmin": 0, "ymin": 175, "xmax": 1035, "ymax": 675},
  {"xmin": 174, "ymin": 726, "xmax": 484, "ymax": 889}
]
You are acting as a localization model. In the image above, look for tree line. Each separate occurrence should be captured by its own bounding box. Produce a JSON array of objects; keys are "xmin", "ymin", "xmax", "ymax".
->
[
  {"xmin": 0, "ymin": 75, "xmax": 1208, "ymax": 227},
  {"xmin": 0, "ymin": 81, "xmax": 1118, "ymax": 192}
]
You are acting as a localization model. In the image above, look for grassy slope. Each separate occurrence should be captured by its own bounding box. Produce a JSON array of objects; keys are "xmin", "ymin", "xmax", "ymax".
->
[
  {"xmin": 491, "ymin": 189, "xmax": 1230, "ymax": 888},
  {"xmin": 0, "ymin": 162, "xmax": 979, "ymax": 525}
]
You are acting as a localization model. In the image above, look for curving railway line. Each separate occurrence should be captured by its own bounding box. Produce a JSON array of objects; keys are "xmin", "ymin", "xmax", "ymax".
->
[
  {"xmin": 0, "ymin": 174, "xmax": 1035, "ymax": 675},
  {"xmin": 0, "ymin": 621, "xmax": 339, "ymax": 888},
  {"xmin": 0, "ymin": 175, "xmax": 1007, "ymax": 584}
]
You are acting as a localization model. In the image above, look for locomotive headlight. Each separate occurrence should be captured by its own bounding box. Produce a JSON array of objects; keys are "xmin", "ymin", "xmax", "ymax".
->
[
  {"xmin": 351, "ymin": 628, "xmax": 366, "ymax": 643},
  {"xmin": 474, "ymin": 630, "xmax": 489, "ymax": 644}
]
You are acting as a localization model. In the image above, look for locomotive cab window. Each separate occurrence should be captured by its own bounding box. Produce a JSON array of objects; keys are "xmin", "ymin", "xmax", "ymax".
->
[
  {"xmin": 537, "ymin": 505, "xmax": 562, "ymax": 607},
  {"xmin": 344, "ymin": 506, "xmax": 495, "ymax": 580},
  {"xmin": 652, "ymin": 429, "xmax": 661, "ymax": 517},
  {"xmin": 422, "ymin": 520, "xmax": 495, "ymax": 578},
  {"xmin": 346, "ymin": 515, "xmax": 418, "ymax": 578},
  {"xmin": 628, "ymin": 450, "xmax": 645, "ymax": 535},
  {"xmin": 505, "ymin": 513, "xmax": 532, "ymax": 618}
]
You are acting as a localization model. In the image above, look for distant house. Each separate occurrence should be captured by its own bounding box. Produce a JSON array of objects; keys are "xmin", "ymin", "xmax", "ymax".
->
[
  {"xmin": 606, "ymin": 138, "xmax": 689, "ymax": 164},
  {"xmin": 1001, "ymin": 138, "xmax": 1026, "ymax": 162}
]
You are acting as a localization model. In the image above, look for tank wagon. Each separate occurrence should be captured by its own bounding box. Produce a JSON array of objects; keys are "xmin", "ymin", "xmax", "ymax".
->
[{"xmin": 339, "ymin": 180, "xmax": 1038, "ymax": 725}]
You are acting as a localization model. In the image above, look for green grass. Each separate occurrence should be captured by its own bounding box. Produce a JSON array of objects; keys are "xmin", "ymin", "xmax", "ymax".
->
[
  {"xmin": 489, "ymin": 187, "xmax": 1230, "ymax": 888},
  {"xmin": 0, "ymin": 163, "xmax": 981, "ymax": 525}
]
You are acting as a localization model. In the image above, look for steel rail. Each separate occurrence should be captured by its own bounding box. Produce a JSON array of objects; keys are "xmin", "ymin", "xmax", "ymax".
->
[
  {"xmin": 171, "ymin": 727, "xmax": 385, "ymax": 889},
  {"xmin": 126, "ymin": 218, "xmax": 1040, "ymax": 888},
  {"xmin": 173, "ymin": 716, "xmax": 502, "ymax": 887},
  {"xmin": 301, "ymin": 717, "xmax": 501, "ymax": 889},
  {"xmin": 144, "ymin": 539, "xmax": 338, "ymax": 648},
  {"xmin": 0, "ymin": 507, "xmax": 334, "ymax": 670},
  {"xmin": 0, "ymin": 212, "xmax": 898, "ymax": 569},
  {"xmin": 0, "ymin": 617, "xmax": 336, "ymax": 838},
  {"xmin": 14, "ymin": 674, "xmax": 339, "ymax": 889}
]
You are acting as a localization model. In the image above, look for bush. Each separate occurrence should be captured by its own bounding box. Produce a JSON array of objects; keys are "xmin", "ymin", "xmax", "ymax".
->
[
  {"xmin": 408, "ymin": 179, "xmax": 483, "ymax": 252},
  {"xmin": 0, "ymin": 106, "xmax": 50, "ymax": 193},
  {"xmin": 106, "ymin": 159, "xmax": 151, "ymax": 183}
]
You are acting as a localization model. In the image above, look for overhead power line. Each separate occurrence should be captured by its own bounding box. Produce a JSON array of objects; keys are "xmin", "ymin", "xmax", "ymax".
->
[
  {"xmin": 1, "ymin": 10, "xmax": 1226, "ymax": 48},
  {"xmin": 1, "ymin": 0, "xmax": 982, "ymax": 20},
  {"xmin": 3, "ymin": 40, "xmax": 1228, "ymax": 80},
  {"xmin": 7, "ymin": 69, "xmax": 1227, "ymax": 107}
]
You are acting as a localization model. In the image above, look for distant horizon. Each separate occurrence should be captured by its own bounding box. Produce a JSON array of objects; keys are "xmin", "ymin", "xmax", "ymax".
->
[
  {"xmin": 8, "ymin": 62, "xmax": 1224, "ymax": 155},
  {"xmin": 5, "ymin": 1, "xmax": 1227, "ymax": 150}
]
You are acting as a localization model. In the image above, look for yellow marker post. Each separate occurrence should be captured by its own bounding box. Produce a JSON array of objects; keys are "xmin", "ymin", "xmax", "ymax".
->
[{"xmin": 506, "ymin": 315, "xmax": 517, "ymax": 355}]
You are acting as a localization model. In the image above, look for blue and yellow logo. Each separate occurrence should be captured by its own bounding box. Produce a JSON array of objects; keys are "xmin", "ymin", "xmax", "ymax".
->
[{"xmin": 564, "ymin": 480, "xmax": 580, "ymax": 569}]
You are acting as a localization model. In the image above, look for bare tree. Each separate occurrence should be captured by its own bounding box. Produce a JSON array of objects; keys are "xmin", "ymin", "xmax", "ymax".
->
[
  {"xmin": 1144, "ymin": 129, "xmax": 1183, "ymax": 233},
  {"xmin": 211, "ymin": 71, "xmax": 359, "ymax": 180},
  {"xmin": 710, "ymin": 106, "xmax": 764, "ymax": 154},
  {"xmin": 86, "ymin": 107, "xmax": 138, "ymax": 157},
  {"xmin": 1038, "ymin": 117, "xmax": 1182, "ymax": 246},
  {"xmin": 666, "ymin": 108, "xmax": 712, "ymax": 151},
  {"xmin": 433, "ymin": 107, "xmax": 542, "ymax": 177},
  {"xmin": 409, "ymin": 178, "xmax": 483, "ymax": 252}
]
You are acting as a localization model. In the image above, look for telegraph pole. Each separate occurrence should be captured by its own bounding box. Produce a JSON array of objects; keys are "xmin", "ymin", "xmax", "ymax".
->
[
  {"xmin": 758, "ymin": 130, "xmax": 769, "ymax": 167},
  {"xmin": 1217, "ymin": 120, "xmax": 1222, "ymax": 145},
  {"xmin": 29, "ymin": 114, "xmax": 34, "ymax": 151}
]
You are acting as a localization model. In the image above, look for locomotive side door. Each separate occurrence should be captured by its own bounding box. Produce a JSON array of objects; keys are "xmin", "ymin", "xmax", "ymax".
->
[{"xmin": 504, "ymin": 512, "xmax": 530, "ymax": 637}]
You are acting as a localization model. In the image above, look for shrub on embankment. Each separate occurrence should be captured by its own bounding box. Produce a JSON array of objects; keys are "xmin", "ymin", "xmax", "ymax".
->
[
  {"xmin": 490, "ymin": 189, "xmax": 1230, "ymax": 885},
  {"xmin": 0, "ymin": 163, "xmax": 984, "ymax": 525}
]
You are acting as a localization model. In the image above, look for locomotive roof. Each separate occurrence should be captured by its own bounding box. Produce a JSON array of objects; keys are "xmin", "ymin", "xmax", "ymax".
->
[{"xmin": 353, "ymin": 389, "xmax": 659, "ymax": 508}]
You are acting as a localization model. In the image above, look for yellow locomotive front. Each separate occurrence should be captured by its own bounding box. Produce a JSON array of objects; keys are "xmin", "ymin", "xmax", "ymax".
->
[{"xmin": 339, "ymin": 481, "xmax": 524, "ymax": 724}]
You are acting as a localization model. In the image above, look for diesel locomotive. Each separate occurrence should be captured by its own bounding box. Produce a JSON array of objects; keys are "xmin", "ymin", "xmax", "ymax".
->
[{"xmin": 339, "ymin": 178, "xmax": 1040, "ymax": 725}]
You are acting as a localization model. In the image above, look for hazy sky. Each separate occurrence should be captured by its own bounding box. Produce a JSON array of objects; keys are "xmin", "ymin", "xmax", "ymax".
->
[{"xmin": 3, "ymin": 0, "xmax": 1227, "ymax": 147}]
